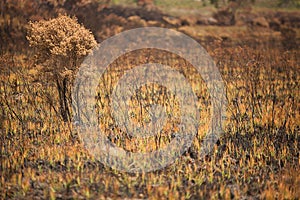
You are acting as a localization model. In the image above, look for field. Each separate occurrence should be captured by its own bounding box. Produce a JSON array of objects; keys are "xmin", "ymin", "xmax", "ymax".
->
[{"xmin": 0, "ymin": 0, "xmax": 299, "ymax": 199}]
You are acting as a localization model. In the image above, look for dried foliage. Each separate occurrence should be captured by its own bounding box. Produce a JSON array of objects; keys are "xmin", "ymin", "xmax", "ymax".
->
[
  {"xmin": 27, "ymin": 14, "xmax": 96, "ymax": 73},
  {"xmin": 1, "ymin": 40, "xmax": 299, "ymax": 199},
  {"xmin": 27, "ymin": 14, "xmax": 97, "ymax": 121},
  {"xmin": 0, "ymin": 1, "xmax": 299, "ymax": 200}
]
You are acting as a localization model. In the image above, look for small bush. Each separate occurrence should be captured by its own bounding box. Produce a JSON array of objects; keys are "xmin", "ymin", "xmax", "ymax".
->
[
  {"xmin": 27, "ymin": 14, "xmax": 97, "ymax": 121},
  {"xmin": 27, "ymin": 14, "xmax": 96, "ymax": 72}
]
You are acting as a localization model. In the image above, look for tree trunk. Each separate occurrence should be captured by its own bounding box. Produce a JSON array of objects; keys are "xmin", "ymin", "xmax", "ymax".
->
[{"xmin": 57, "ymin": 77, "xmax": 71, "ymax": 122}]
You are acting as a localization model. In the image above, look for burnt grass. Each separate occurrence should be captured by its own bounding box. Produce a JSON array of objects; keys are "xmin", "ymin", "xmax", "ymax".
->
[{"xmin": 0, "ymin": 1, "xmax": 299, "ymax": 199}]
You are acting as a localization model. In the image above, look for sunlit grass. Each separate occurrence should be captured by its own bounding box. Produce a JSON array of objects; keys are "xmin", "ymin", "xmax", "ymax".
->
[{"xmin": 1, "ymin": 37, "xmax": 299, "ymax": 199}]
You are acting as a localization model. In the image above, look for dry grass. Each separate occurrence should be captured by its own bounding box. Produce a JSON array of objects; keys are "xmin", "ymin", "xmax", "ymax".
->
[{"xmin": 1, "ymin": 32, "xmax": 299, "ymax": 199}]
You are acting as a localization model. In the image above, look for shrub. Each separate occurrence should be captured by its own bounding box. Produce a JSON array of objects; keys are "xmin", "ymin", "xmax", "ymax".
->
[{"xmin": 27, "ymin": 14, "xmax": 97, "ymax": 122}]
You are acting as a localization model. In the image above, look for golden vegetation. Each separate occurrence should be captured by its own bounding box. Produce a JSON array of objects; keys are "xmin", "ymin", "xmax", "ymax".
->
[
  {"xmin": 1, "ymin": 41, "xmax": 299, "ymax": 199},
  {"xmin": 27, "ymin": 14, "xmax": 97, "ymax": 122},
  {"xmin": 1, "ymin": 8, "xmax": 299, "ymax": 200}
]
